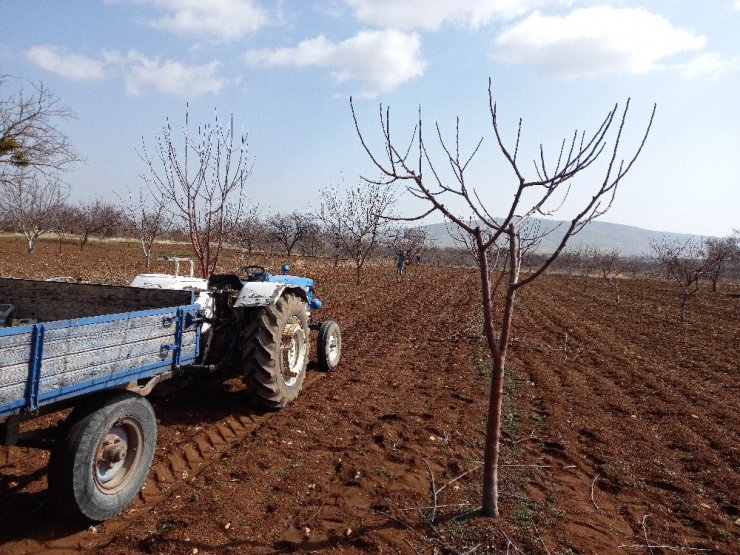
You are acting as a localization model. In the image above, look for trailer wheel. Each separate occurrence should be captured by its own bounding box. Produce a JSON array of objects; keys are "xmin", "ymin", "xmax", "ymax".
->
[
  {"xmin": 48, "ymin": 391, "xmax": 156, "ymax": 522},
  {"xmin": 242, "ymin": 293, "xmax": 309, "ymax": 409},
  {"xmin": 317, "ymin": 320, "xmax": 341, "ymax": 371}
]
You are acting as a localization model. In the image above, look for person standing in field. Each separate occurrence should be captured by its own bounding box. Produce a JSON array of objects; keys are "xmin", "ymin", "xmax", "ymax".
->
[{"xmin": 396, "ymin": 251, "xmax": 407, "ymax": 276}]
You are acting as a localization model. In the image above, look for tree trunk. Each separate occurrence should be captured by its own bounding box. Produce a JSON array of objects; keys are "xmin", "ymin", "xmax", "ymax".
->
[
  {"xmin": 483, "ymin": 353, "xmax": 505, "ymax": 517},
  {"xmin": 479, "ymin": 227, "xmax": 519, "ymax": 517},
  {"xmin": 606, "ymin": 277, "xmax": 621, "ymax": 305},
  {"xmin": 476, "ymin": 231, "xmax": 499, "ymax": 517}
]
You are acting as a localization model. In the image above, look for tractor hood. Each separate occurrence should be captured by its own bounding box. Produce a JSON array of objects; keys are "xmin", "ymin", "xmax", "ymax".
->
[{"xmin": 233, "ymin": 273, "xmax": 320, "ymax": 309}]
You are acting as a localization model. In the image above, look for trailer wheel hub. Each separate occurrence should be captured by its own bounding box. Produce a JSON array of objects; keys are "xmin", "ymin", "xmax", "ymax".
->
[{"xmin": 94, "ymin": 419, "xmax": 144, "ymax": 493}]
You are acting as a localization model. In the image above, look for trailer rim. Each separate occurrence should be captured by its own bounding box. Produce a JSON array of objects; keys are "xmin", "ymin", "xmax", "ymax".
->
[{"xmin": 94, "ymin": 418, "xmax": 144, "ymax": 493}]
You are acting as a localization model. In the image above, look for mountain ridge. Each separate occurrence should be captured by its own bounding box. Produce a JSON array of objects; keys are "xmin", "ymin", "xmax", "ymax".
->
[{"xmin": 421, "ymin": 218, "xmax": 711, "ymax": 257}]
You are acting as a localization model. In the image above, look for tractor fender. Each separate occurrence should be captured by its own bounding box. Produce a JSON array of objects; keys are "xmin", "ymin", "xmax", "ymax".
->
[{"xmin": 233, "ymin": 281, "xmax": 308, "ymax": 308}]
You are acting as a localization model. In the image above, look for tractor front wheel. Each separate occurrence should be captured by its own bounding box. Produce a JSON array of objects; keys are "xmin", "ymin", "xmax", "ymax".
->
[{"xmin": 317, "ymin": 320, "xmax": 341, "ymax": 371}]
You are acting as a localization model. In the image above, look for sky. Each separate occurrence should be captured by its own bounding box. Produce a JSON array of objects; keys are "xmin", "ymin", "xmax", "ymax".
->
[{"xmin": 1, "ymin": 0, "xmax": 739, "ymax": 237}]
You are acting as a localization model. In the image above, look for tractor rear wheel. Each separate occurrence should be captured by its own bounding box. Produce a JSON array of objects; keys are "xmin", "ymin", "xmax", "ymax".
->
[{"xmin": 242, "ymin": 293, "xmax": 309, "ymax": 409}]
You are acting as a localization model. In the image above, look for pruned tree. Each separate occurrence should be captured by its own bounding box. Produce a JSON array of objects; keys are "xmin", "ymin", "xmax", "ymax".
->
[
  {"xmin": 1, "ymin": 76, "xmax": 79, "ymax": 186},
  {"xmin": 650, "ymin": 238, "xmax": 709, "ymax": 322},
  {"xmin": 576, "ymin": 244, "xmax": 599, "ymax": 290},
  {"xmin": 448, "ymin": 219, "xmax": 507, "ymax": 274},
  {"xmin": 388, "ymin": 225, "xmax": 429, "ymax": 266},
  {"xmin": 0, "ymin": 173, "xmax": 68, "ymax": 253},
  {"xmin": 704, "ymin": 235, "xmax": 738, "ymax": 292},
  {"xmin": 140, "ymin": 107, "xmax": 250, "ymax": 278},
  {"xmin": 120, "ymin": 189, "xmax": 172, "ymax": 269},
  {"xmin": 267, "ymin": 211, "xmax": 315, "ymax": 257},
  {"xmin": 301, "ymin": 219, "xmax": 325, "ymax": 257},
  {"xmin": 53, "ymin": 201, "xmax": 78, "ymax": 254},
  {"xmin": 229, "ymin": 205, "xmax": 264, "ymax": 260},
  {"xmin": 317, "ymin": 181, "xmax": 396, "ymax": 284},
  {"xmin": 556, "ymin": 246, "xmax": 584, "ymax": 279},
  {"xmin": 591, "ymin": 247, "xmax": 626, "ymax": 304},
  {"xmin": 72, "ymin": 199, "xmax": 122, "ymax": 250},
  {"xmin": 352, "ymin": 79, "xmax": 655, "ymax": 517}
]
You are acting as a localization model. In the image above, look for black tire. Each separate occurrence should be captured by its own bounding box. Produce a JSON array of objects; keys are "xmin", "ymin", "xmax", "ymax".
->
[
  {"xmin": 242, "ymin": 293, "xmax": 309, "ymax": 409},
  {"xmin": 48, "ymin": 391, "xmax": 157, "ymax": 522},
  {"xmin": 317, "ymin": 320, "xmax": 341, "ymax": 371}
]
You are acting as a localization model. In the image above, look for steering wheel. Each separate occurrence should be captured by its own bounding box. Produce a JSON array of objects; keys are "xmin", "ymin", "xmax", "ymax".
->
[{"xmin": 237, "ymin": 264, "xmax": 267, "ymax": 281}]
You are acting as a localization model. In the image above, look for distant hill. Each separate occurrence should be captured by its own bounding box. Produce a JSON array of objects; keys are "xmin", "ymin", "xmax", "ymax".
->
[{"xmin": 422, "ymin": 218, "xmax": 710, "ymax": 257}]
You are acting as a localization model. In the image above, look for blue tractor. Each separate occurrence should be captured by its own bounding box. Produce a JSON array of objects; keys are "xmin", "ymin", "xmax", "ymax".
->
[{"xmin": 131, "ymin": 261, "xmax": 341, "ymax": 409}]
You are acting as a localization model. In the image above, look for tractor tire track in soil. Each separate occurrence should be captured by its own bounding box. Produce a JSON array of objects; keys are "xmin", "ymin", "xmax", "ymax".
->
[{"xmin": 0, "ymin": 371, "xmax": 321, "ymax": 553}]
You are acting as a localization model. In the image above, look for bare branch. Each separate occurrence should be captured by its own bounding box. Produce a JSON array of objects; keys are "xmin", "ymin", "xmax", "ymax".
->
[
  {"xmin": 140, "ymin": 107, "xmax": 250, "ymax": 277},
  {"xmin": 1, "ymin": 76, "xmax": 80, "ymax": 186}
]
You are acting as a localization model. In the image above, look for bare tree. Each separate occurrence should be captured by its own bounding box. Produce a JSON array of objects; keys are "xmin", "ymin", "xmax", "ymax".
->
[
  {"xmin": 301, "ymin": 219, "xmax": 325, "ymax": 257},
  {"xmin": 267, "ymin": 211, "xmax": 314, "ymax": 257},
  {"xmin": 53, "ymin": 202, "xmax": 78, "ymax": 254},
  {"xmin": 72, "ymin": 199, "xmax": 122, "ymax": 250},
  {"xmin": 229, "ymin": 205, "xmax": 264, "ymax": 260},
  {"xmin": 448, "ymin": 219, "xmax": 511, "ymax": 271},
  {"xmin": 704, "ymin": 235, "xmax": 738, "ymax": 292},
  {"xmin": 388, "ymin": 226, "xmax": 429, "ymax": 266},
  {"xmin": 140, "ymin": 107, "xmax": 250, "ymax": 277},
  {"xmin": 591, "ymin": 247, "xmax": 626, "ymax": 304},
  {"xmin": 317, "ymin": 181, "xmax": 396, "ymax": 283},
  {"xmin": 352, "ymin": 79, "xmax": 655, "ymax": 517},
  {"xmin": 1, "ymin": 76, "xmax": 79, "ymax": 185},
  {"xmin": 650, "ymin": 238, "xmax": 709, "ymax": 322},
  {"xmin": 0, "ymin": 173, "xmax": 68, "ymax": 253},
  {"xmin": 121, "ymin": 189, "xmax": 172, "ymax": 269},
  {"xmin": 574, "ymin": 244, "xmax": 599, "ymax": 290},
  {"xmin": 556, "ymin": 246, "xmax": 584, "ymax": 279}
]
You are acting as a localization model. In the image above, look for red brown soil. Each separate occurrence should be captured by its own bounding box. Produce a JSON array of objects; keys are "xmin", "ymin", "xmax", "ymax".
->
[{"xmin": 0, "ymin": 237, "xmax": 738, "ymax": 554}]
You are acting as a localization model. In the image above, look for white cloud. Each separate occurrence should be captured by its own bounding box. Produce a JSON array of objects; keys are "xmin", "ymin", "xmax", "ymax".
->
[
  {"xmin": 142, "ymin": 0, "xmax": 269, "ymax": 41},
  {"xmin": 734, "ymin": 0, "xmax": 740, "ymax": 10},
  {"xmin": 673, "ymin": 52, "xmax": 740, "ymax": 78},
  {"xmin": 245, "ymin": 30, "xmax": 426, "ymax": 95},
  {"xmin": 26, "ymin": 45, "xmax": 106, "ymax": 81},
  {"xmin": 492, "ymin": 7, "xmax": 706, "ymax": 77},
  {"xmin": 345, "ymin": 0, "xmax": 574, "ymax": 30},
  {"xmin": 122, "ymin": 51, "xmax": 227, "ymax": 96},
  {"xmin": 24, "ymin": 44, "xmax": 226, "ymax": 96}
]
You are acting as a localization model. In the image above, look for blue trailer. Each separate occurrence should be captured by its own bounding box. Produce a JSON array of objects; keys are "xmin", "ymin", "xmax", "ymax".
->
[
  {"xmin": 0, "ymin": 277, "xmax": 202, "ymax": 522},
  {"xmin": 0, "ymin": 264, "xmax": 341, "ymax": 522}
]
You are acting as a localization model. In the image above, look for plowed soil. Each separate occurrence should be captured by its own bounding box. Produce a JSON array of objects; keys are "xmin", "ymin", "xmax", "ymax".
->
[{"xmin": 0, "ymin": 237, "xmax": 738, "ymax": 554}]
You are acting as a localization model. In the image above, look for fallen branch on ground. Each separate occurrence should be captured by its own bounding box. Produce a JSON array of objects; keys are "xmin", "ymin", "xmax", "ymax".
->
[
  {"xmin": 617, "ymin": 514, "xmax": 710, "ymax": 552},
  {"xmin": 590, "ymin": 472, "xmax": 602, "ymax": 512}
]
